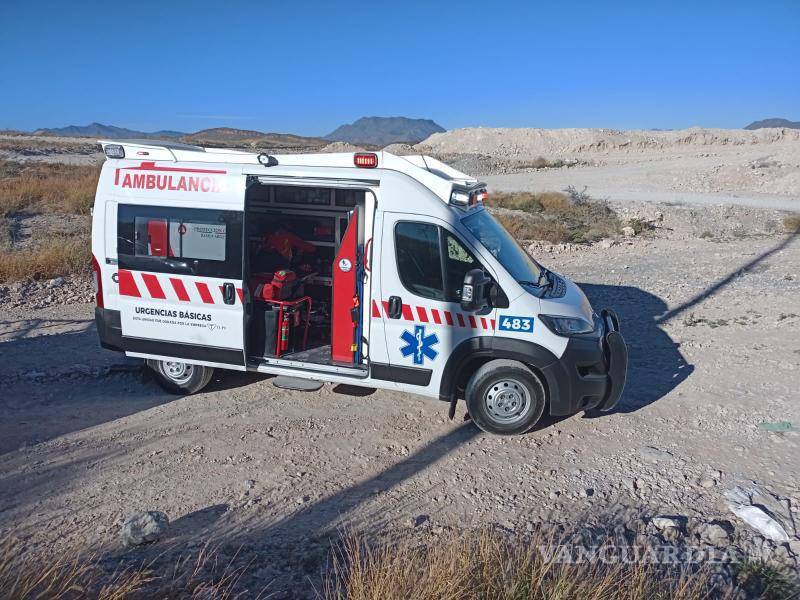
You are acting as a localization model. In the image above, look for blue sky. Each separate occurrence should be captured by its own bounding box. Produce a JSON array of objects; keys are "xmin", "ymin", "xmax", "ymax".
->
[{"xmin": 1, "ymin": 0, "xmax": 797, "ymax": 135}]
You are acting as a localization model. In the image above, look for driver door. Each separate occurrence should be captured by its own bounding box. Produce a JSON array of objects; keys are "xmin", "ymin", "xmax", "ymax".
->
[{"xmin": 375, "ymin": 212, "xmax": 496, "ymax": 391}]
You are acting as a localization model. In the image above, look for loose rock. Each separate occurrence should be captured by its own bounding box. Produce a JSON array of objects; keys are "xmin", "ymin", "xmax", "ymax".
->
[{"xmin": 120, "ymin": 511, "xmax": 169, "ymax": 547}]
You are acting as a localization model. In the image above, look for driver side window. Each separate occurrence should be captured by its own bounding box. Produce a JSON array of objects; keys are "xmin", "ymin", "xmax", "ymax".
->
[
  {"xmin": 395, "ymin": 221, "xmax": 489, "ymax": 303},
  {"xmin": 395, "ymin": 222, "xmax": 445, "ymax": 300}
]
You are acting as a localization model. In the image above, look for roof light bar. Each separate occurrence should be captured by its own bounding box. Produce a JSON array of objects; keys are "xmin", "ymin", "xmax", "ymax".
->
[
  {"xmin": 354, "ymin": 153, "xmax": 378, "ymax": 168},
  {"xmin": 104, "ymin": 144, "xmax": 125, "ymax": 159}
]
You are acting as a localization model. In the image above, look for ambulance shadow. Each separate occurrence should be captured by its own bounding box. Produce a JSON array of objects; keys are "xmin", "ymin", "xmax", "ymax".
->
[
  {"xmin": 577, "ymin": 282, "xmax": 693, "ymax": 414},
  {"xmin": 578, "ymin": 231, "xmax": 798, "ymax": 415}
]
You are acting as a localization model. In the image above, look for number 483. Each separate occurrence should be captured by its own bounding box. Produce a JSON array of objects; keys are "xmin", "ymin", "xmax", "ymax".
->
[{"xmin": 498, "ymin": 316, "xmax": 533, "ymax": 332}]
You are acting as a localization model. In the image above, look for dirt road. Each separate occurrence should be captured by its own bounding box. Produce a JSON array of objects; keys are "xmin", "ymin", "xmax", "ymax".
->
[{"xmin": 1, "ymin": 201, "xmax": 798, "ymax": 595}]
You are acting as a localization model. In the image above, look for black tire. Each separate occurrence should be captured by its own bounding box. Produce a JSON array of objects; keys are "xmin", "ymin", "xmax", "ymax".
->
[
  {"xmin": 147, "ymin": 359, "xmax": 214, "ymax": 395},
  {"xmin": 465, "ymin": 359, "xmax": 546, "ymax": 435}
]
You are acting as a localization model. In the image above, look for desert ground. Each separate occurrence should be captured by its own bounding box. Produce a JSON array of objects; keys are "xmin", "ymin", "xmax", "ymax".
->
[{"xmin": 1, "ymin": 128, "xmax": 799, "ymax": 597}]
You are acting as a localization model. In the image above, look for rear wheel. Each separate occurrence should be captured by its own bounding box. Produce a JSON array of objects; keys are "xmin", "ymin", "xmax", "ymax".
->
[
  {"xmin": 148, "ymin": 359, "xmax": 214, "ymax": 395},
  {"xmin": 465, "ymin": 359, "xmax": 546, "ymax": 435}
]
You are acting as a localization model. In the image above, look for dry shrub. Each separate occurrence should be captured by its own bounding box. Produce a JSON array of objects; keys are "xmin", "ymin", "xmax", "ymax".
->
[
  {"xmin": 0, "ymin": 535, "xmax": 149, "ymax": 600},
  {"xmin": 326, "ymin": 529, "xmax": 720, "ymax": 600},
  {"xmin": 783, "ymin": 214, "xmax": 800, "ymax": 233},
  {"xmin": 0, "ymin": 235, "xmax": 89, "ymax": 282},
  {"xmin": 0, "ymin": 160, "xmax": 99, "ymax": 216},
  {"xmin": 486, "ymin": 191, "xmax": 620, "ymax": 244},
  {"xmin": 0, "ymin": 534, "xmax": 256, "ymax": 599}
]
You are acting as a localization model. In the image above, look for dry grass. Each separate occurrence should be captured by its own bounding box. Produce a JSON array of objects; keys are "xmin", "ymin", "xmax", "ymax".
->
[
  {"xmin": 326, "ymin": 529, "xmax": 722, "ymax": 600},
  {"xmin": 486, "ymin": 190, "xmax": 620, "ymax": 244},
  {"xmin": 0, "ymin": 160, "xmax": 99, "ymax": 216},
  {"xmin": 0, "ymin": 534, "xmax": 257, "ymax": 599},
  {"xmin": 784, "ymin": 213, "xmax": 800, "ymax": 233},
  {"xmin": 0, "ymin": 536, "xmax": 150, "ymax": 600},
  {"xmin": 0, "ymin": 234, "xmax": 90, "ymax": 282}
]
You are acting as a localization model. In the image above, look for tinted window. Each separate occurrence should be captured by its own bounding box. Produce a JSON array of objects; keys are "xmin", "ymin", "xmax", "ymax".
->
[
  {"xmin": 395, "ymin": 222, "xmax": 444, "ymax": 300},
  {"xmin": 118, "ymin": 204, "xmax": 242, "ymax": 279},
  {"xmin": 274, "ymin": 186, "xmax": 331, "ymax": 206}
]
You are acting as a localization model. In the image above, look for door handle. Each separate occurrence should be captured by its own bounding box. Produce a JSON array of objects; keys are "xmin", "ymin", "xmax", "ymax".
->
[
  {"xmin": 387, "ymin": 295, "xmax": 403, "ymax": 319},
  {"xmin": 222, "ymin": 282, "xmax": 236, "ymax": 305}
]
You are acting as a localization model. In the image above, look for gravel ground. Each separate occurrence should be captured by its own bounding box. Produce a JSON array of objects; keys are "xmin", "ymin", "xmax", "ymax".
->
[{"xmin": 1, "ymin": 201, "xmax": 798, "ymax": 596}]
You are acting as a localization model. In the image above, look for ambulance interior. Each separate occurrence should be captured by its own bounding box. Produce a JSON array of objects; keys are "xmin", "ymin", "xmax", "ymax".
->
[{"xmin": 244, "ymin": 180, "xmax": 366, "ymax": 369}]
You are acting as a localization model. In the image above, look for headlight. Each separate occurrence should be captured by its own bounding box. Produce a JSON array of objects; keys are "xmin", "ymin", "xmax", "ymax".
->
[{"xmin": 538, "ymin": 314, "xmax": 594, "ymax": 336}]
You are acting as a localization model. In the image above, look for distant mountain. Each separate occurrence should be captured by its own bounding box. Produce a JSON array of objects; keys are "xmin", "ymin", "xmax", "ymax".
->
[
  {"xmin": 744, "ymin": 118, "xmax": 800, "ymax": 130},
  {"xmin": 325, "ymin": 116, "xmax": 445, "ymax": 146},
  {"xmin": 33, "ymin": 122, "xmax": 185, "ymax": 139},
  {"xmin": 181, "ymin": 127, "xmax": 327, "ymax": 149}
]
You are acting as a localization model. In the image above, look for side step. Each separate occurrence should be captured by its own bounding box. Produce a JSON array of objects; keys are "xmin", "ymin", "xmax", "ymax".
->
[{"xmin": 272, "ymin": 376, "xmax": 324, "ymax": 391}]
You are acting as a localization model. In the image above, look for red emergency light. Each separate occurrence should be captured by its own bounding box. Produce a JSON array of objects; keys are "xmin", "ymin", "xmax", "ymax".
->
[{"xmin": 354, "ymin": 153, "xmax": 378, "ymax": 168}]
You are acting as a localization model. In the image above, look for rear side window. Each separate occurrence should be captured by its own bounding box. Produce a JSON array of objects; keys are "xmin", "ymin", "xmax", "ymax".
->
[{"xmin": 118, "ymin": 205, "xmax": 242, "ymax": 279}]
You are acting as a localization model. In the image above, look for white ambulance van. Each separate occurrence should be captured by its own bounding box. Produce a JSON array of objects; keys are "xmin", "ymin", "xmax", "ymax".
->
[{"xmin": 91, "ymin": 140, "xmax": 627, "ymax": 435}]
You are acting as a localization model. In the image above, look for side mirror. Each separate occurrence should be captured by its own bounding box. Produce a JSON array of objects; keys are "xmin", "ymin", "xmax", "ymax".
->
[{"xmin": 461, "ymin": 268, "xmax": 491, "ymax": 312}]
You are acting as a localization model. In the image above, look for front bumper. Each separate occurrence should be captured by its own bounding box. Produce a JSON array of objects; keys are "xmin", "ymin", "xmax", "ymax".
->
[{"xmin": 541, "ymin": 308, "xmax": 628, "ymax": 414}]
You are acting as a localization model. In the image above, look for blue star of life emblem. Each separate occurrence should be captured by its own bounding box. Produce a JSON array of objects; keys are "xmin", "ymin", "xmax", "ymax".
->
[{"xmin": 400, "ymin": 325, "xmax": 440, "ymax": 366}]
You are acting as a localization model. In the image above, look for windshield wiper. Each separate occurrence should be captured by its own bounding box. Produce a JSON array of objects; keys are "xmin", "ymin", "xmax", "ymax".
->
[{"xmin": 518, "ymin": 272, "xmax": 551, "ymax": 289}]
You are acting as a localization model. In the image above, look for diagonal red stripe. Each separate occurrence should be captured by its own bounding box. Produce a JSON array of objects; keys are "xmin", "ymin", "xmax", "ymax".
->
[
  {"xmin": 118, "ymin": 269, "xmax": 140, "ymax": 297},
  {"xmin": 372, "ymin": 300, "xmax": 381, "ymax": 318},
  {"xmin": 169, "ymin": 278, "xmax": 190, "ymax": 301},
  {"xmin": 236, "ymin": 288, "xmax": 244, "ymax": 303},
  {"xmin": 481, "ymin": 317, "xmax": 488, "ymax": 329},
  {"xmin": 401, "ymin": 304, "xmax": 413, "ymax": 320},
  {"xmin": 469, "ymin": 315, "xmax": 478, "ymax": 329},
  {"xmin": 140, "ymin": 273, "xmax": 166, "ymax": 299},
  {"xmin": 490, "ymin": 319, "xmax": 496, "ymax": 330},
  {"xmin": 431, "ymin": 308, "xmax": 442, "ymax": 324},
  {"xmin": 457, "ymin": 313, "xmax": 465, "ymax": 327},
  {"xmin": 195, "ymin": 282, "xmax": 214, "ymax": 304},
  {"xmin": 416, "ymin": 306, "xmax": 429, "ymax": 322},
  {"xmin": 445, "ymin": 311, "xmax": 454, "ymax": 326}
]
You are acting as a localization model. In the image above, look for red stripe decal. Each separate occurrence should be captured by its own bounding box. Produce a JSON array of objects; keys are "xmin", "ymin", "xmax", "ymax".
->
[
  {"xmin": 445, "ymin": 311, "xmax": 454, "ymax": 326},
  {"xmin": 236, "ymin": 288, "xmax": 244, "ymax": 303},
  {"xmin": 401, "ymin": 304, "xmax": 413, "ymax": 320},
  {"xmin": 169, "ymin": 278, "xmax": 190, "ymax": 301},
  {"xmin": 195, "ymin": 282, "xmax": 214, "ymax": 304},
  {"xmin": 480, "ymin": 317, "xmax": 488, "ymax": 329},
  {"xmin": 118, "ymin": 269, "xmax": 140, "ymax": 297},
  {"xmin": 416, "ymin": 306, "xmax": 429, "ymax": 322},
  {"xmin": 431, "ymin": 308, "xmax": 442, "ymax": 324},
  {"xmin": 372, "ymin": 300, "xmax": 381, "ymax": 318},
  {"xmin": 382, "ymin": 300, "xmax": 390, "ymax": 316},
  {"xmin": 121, "ymin": 161, "xmax": 226, "ymax": 174},
  {"xmin": 469, "ymin": 315, "xmax": 478, "ymax": 329},
  {"xmin": 490, "ymin": 319, "xmax": 496, "ymax": 330},
  {"xmin": 456, "ymin": 313, "xmax": 465, "ymax": 327},
  {"xmin": 140, "ymin": 273, "xmax": 166, "ymax": 299}
]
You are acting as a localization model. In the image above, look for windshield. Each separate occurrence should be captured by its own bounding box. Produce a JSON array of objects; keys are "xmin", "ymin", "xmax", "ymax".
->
[{"xmin": 462, "ymin": 208, "xmax": 543, "ymax": 285}]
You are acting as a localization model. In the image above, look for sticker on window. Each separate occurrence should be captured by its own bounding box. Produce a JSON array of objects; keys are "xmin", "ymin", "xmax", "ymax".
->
[{"xmin": 498, "ymin": 316, "xmax": 534, "ymax": 333}]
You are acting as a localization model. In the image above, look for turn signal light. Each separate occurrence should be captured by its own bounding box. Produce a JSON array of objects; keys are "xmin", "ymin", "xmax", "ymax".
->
[{"xmin": 354, "ymin": 153, "xmax": 378, "ymax": 168}]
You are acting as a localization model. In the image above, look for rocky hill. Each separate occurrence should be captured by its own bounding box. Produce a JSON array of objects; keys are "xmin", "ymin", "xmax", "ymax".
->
[
  {"xmin": 325, "ymin": 116, "xmax": 444, "ymax": 146},
  {"xmin": 180, "ymin": 128, "xmax": 326, "ymax": 150},
  {"xmin": 745, "ymin": 118, "xmax": 800, "ymax": 130},
  {"xmin": 33, "ymin": 122, "xmax": 185, "ymax": 139}
]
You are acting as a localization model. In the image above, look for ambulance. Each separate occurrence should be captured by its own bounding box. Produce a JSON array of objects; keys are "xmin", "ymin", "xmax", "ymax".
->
[{"xmin": 91, "ymin": 140, "xmax": 627, "ymax": 435}]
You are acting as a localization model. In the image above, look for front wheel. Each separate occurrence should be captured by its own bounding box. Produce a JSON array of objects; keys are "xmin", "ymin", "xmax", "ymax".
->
[
  {"xmin": 465, "ymin": 359, "xmax": 546, "ymax": 435},
  {"xmin": 147, "ymin": 359, "xmax": 214, "ymax": 395}
]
